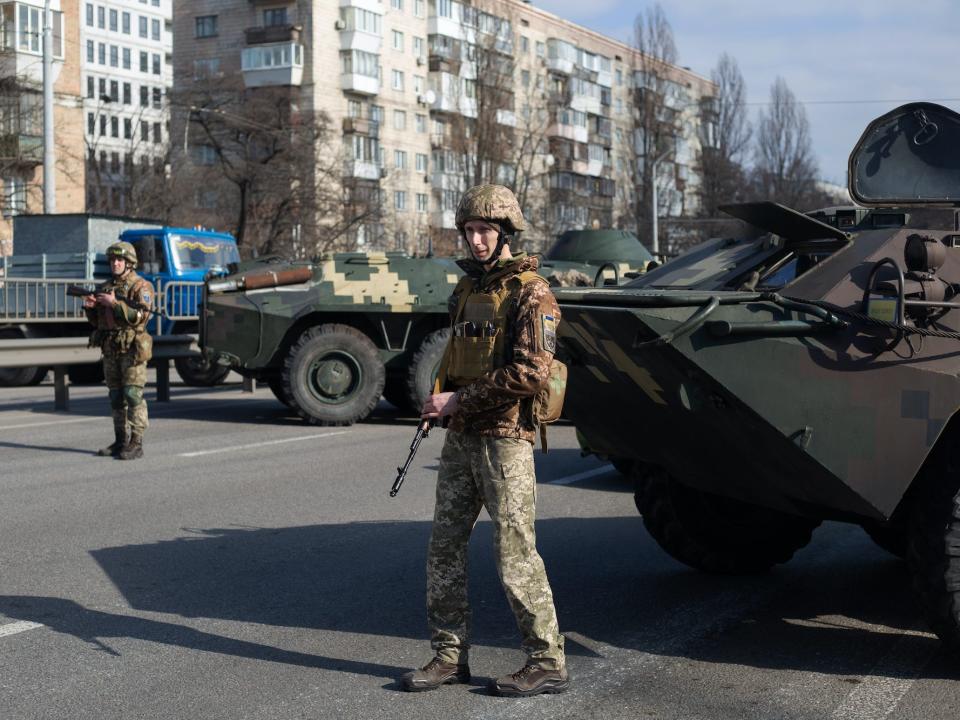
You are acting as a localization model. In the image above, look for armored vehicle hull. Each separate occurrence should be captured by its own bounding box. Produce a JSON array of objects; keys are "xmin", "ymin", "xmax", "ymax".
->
[{"xmin": 556, "ymin": 103, "xmax": 960, "ymax": 648}]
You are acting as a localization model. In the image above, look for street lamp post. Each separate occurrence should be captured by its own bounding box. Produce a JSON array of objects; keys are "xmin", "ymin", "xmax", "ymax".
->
[
  {"xmin": 650, "ymin": 148, "xmax": 671, "ymax": 258},
  {"xmin": 42, "ymin": 0, "xmax": 55, "ymax": 213}
]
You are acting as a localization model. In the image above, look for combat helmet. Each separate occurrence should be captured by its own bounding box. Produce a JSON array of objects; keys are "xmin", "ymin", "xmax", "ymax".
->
[
  {"xmin": 107, "ymin": 241, "xmax": 138, "ymax": 268},
  {"xmin": 455, "ymin": 184, "xmax": 527, "ymax": 236}
]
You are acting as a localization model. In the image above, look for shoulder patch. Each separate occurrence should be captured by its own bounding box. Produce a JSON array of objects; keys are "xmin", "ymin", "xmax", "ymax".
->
[{"xmin": 541, "ymin": 313, "xmax": 557, "ymax": 353}]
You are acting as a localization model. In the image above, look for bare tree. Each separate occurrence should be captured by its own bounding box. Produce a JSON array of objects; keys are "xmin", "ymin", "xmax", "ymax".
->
[
  {"xmin": 752, "ymin": 76, "xmax": 819, "ymax": 209},
  {"xmin": 0, "ymin": 78, "xmax": 44, "ymax": 247}
]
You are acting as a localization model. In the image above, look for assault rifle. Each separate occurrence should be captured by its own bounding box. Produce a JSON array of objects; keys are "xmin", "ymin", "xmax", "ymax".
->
[
  {"xmin": 390, "ymin": 419, "xmax": 433, "ymax": 497},
  {"xmin": 66, "ymin": 284, "xmax": 152, "ymax": 312}
]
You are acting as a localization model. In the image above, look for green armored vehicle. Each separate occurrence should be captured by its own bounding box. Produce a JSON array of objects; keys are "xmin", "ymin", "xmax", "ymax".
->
[
  {"xmin": 554, "ymin": 102, "xmax": 960, "ymax": 648},
  {"xmin": 201, "ymin": 230, "xmax": 649, "ymax": 425}
]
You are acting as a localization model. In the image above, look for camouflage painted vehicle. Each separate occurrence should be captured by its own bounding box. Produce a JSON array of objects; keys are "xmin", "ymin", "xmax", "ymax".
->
[
  {"xmin": 552, "ymin": 102, "xmax": 960, "ymax": 648},
  {"xmin": 201, "ymin": 229, "xmax": 648, "ymax": 425}
]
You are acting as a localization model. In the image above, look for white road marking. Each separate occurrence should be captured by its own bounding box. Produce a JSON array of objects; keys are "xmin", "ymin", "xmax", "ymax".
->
[
  {"xmin": 547, "ymin": 465, "xmax": 615, "ymax": 485},
  {"xmin": 830, "ymin": 625, "xmax": 936, "ymax": 720},
  {"xmin": 0, "ymin": 621, "xmax": 43, "ymax": 638},
  {"xmin": 0, "ymin": 417, "xmax": 90, "ymax": 431},
  {"xmin": 178, "ymin": 431, "xmax": 350, "ymax": 457},
  {"xmin": 0, "ymin": 400, "xmax": 249, "ymax": 431}
]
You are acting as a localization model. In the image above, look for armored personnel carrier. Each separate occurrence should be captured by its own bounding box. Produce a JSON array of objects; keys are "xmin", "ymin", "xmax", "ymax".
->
[
  {"xmin": 553, "ymin": 102, "xmax": 960, "ymax": 647},
  {"xmin": 200, "ymin": 230, "xmax": 649, "ymax": 425}
]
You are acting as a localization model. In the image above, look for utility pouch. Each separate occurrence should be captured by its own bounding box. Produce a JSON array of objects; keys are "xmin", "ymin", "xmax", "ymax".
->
[
  {"xmin": 531, "ymin": 358, "xmax": 567, "ymax": 425},
  {"xmin": 132, "ymin": 332, "xmax": 153, "ymax": 363},
  {"xmin": 447, "ymin": 329, "xmax": 500, "ymax": 384}
]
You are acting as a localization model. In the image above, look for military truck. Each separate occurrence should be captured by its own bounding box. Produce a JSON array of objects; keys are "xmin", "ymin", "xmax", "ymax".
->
[
  {"xmin": 552, "ymin": 102, "xmax": 960, "ymax": 649},
  {"xmin": 200, "ymin": 230, "xmax": 650, "ymax": 425}
]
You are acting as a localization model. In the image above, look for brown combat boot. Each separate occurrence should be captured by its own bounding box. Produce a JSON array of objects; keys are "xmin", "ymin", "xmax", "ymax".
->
[
  {"xmin": 97, "ymin": 428, "xmax": 127, "ymax": 457},
  {"xmin": 400, "ymin": 657, "xmax": 470, "ymax": 692},
  {"xmin": 118, "ymin": 433, "xmax": 143, "ymax": 460},
  {"xmin": 489, "ymin": 663, "xmax": 570, "ymax": 697}
]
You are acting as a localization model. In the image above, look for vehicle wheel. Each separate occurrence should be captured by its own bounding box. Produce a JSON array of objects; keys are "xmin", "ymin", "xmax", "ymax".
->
[
  {"xmin": 67, "ymin": 363, "xmax": 104, "ymax": 385},
  {"xmin": 406, "ymin": 328, "xmax": 450, "ymax": 413},
  {"xmin": 611, "ymin": 457, "xmax": 635, "ymax": 477},
  {"xmin": 906, "ymin": 460, "xmax": 960, "ymax": 647},
  {"xmin": 634, "ymin": 465, "xmax": 819, "ymax": 574},
  {"xmin": 0, "ymin": 328, "xmax": 47, "ymax": 386},
  {"xmin": 861, "ymin": 521, "xmax": 907, "ymax": 559},
  {"xmin": 174, "ymin": 355, "xmax": 232, "ymax": 386},
  {"xmin": 382, "ymin": 375, "xmax": 415, "ymax": 413},
  {"xmin": 266, "ymin": 375, "xmax": 295, "ymax": 409},
  {"xmin": 283, "ymin": 324, "xmax": 385, "ymax": 426}
]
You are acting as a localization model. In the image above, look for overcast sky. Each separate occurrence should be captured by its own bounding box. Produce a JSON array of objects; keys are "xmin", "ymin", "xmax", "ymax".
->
[{"xmin": 533, "ymin": 0, "xmax": 959, "ymax": 187}]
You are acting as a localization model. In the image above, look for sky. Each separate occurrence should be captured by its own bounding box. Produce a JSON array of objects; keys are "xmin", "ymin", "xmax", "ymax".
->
[{"xmin": 533, "ymin": 0, "xmax": 960, "ymax": 187}]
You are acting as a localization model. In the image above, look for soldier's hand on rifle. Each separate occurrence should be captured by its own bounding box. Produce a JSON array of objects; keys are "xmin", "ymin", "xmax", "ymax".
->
[
  {"xmin": 421, "ymin": 391, "xmax": 458, "ymax": 420},
  {"xmin": 81, "ymin": 294, "xmax": 96, "ymax": 309},
  {"xmin": 95, "ymin": 290, "xmax": 116, "ymax": 308}
]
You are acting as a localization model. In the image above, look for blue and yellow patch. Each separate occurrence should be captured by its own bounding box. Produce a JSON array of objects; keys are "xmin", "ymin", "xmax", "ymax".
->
[{"xmin": 541, "ymin": 314, "xmax": 557, "ymax": 353}]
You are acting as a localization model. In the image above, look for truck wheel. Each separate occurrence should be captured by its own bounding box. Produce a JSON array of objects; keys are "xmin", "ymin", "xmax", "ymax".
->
[
  {"xmin": 0, "ymin": 328, "xmax": 47, "ymax": 386},
  {"xmin": 283, "ymin": 324, "xmax": 385, "ymax": 426},
  {"xmin": 383, "ymin": 375, "xmax": 415, "ymax": 413},
  {"xmin": 406, "ymin": 328, "xmax": 451, "ymax": 414},
  {"xmin": 906, "ymin": 463, "xmax": 960, "ymax": 647},
  {"xmin": 634, "ymin": 465, "xmax": 819, "ymax": 574},
  {"xmin": 174, "ymin": 355, "xmax": 231, "ymax": 386},
  {"xmin": 266, "ymin": 375, "xmax": 295, "ymax": 409}
]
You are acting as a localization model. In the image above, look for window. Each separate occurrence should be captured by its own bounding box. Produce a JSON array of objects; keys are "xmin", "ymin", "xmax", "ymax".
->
[
  {"xmin": 347, "ymin": 99, "xmax": 362, "ymax": 118},
  {"xmin": 140, "ymin": 85, "xmax": 148, "ymax": 106},
  {"xmin": 463, "ymin": 78, "xmax": 475, "ymax": 98},
  {"xmin": 86, "ymin": 76, "xmax": 94, "ymax": 99},
  {"xmin": 392, "ymin": 69, "xmax": 404, "ymax": 91},
  {"xmin": 152, "ymin": 53, "xmax": 161, "ymax": 75},
  {"xmin": 152, "ymin": 87, "xmax": 162, "ymax": 108},
  {"xmin": 194, "ymin": 144, "xmax": 217, "ymax": 166},
  {"xmin": 413, "ymin": 75, "xmax": 423, "ymax": 94},
  {"xmin": 393, "ymin": 109, "xmax": 406, "ymax": 130},
  {"xmin": 140, "ymin": 121, "xmax": 149, "ymax": 141},
  {"xmin": 416, "ymin": 193, "xmax": 428, "ymax": 212},
  {"xmin": 264, "ymin": 8, "xmax": 288, "ymax": 26},
  {"xmin": 98, "ymin": 42, "xmax": 106, "ymax": 64},
  {"xmin": 520, "ymin": 36, "xmax": 528, "ymax": 53},
  {"xmin": 139, "ymin": 16, "xmax": 147, "ymax": 38},
  {"xmin": 139, "ymin": 51, "xmax": 148, "ymax": 72},
  {"xmin": 122, "ymin": 48, "xmax": 131, "ymax": 69},
  {"xmin": 392, "ymin": 30, "xmax": 403, "ymax": 51},
  {"xmin": 99, "ymin": 115, "xmax": 106, "ymax": 136},
  {"xmin": 415, "ymin": 153, "xmax": 427, "ymax": 172},
  {"xmin": 110, "ymin": 45, "xmax": 118, "ymax": 67},
  {"xmin": 151, "ymin": 18, "xmax": 160, "ymax": 41},
  {"xmin": 339, "ymin": 50, "xmax": 378, "ymax": 78},
  {"xmin": 520, "ymin": 69, "xmax": 529, "ymax": 87},
  {"xmin": 110, "ymin": 80, "xmax": 119, "ymax": 101},
  {"xmin": 86, "ymin": 40, "xmax": 94, "ymax": 62},
  {"xmin": 124, "ymin": 118, "xmax": 132, "ymax": 139},
  {"xmin": 370, "ymin": 104, "xmax": 384, "ymax": 123},
  {"xmin": 195, "ymin": 15, "xmax": 217, "ymax": 38},
  {"xmin": 2, "ymin": 178, "xmax": 26, "ymax": 218},
  {"xmin": 122, "ymin": 11, "xmax": 130, "ymax": 34},
  {"xmin": 394, "ymin": 150, "xmax": 407, "ymax": 169},
  {"xmin": 97, "ymin": 5, "xmax": 105, "ymax": 28},
  {"xmin": 87, "ymin": 112, "xmax": 95, "ymax": 135},
  {"xmin": 85, "ymin": 3, "xmax": 93, "ymax": 26},
  {"xmin": 413, "ymin": 36, "xmax": 424, "ymax": 58},
  {"xmin": 415, "ymin": 114, "xmax": 426, "ymax": 133},
  {"xmin": 437, "ymin": 0, "xmax": 452, "ymax": 18},
  {"xmin": 394, "ymin": 191, "xmax": 406, "ymax": 210},
  {"xmin": 153, "ymin": 122, "xmax": 161, "ymax": 144},
  {"xmin": 123, "ymin": 83, "xmax": 131, "ymax": 104},
  {"xmin": 535, "ymin": 41, "xmax": 545, "ymax": 57},
  {"xmin": 615, "ymin": 69, "xmax": 622, "ymax": 86},
  {"xmin": 339, "ymin": 7, "xmax": 381, "ymax": 34},
  {"xmin": 414, "ymin": 0, "xmax": 425, "ymax": 17},
  {"xmin": 109, "ymin": 9, "xmax": 118, "ymax": 31},
  {"xmin": 193, "ymin": 58, "xmax": 220, "ymax": 79},
  {"xmin": 98, "ymin": 77, "xmax": 106, "ymax": 98},
  {"xmin": 391, "ymin": 0, "xmax": 403, "ymax": 9},
  {"xmin": 243, "ymin": 44, "xmax": 303, "ymax": 71},
  {"xmin": 110, "ymin": 116, "xmax": 119, "ymax": 137}
]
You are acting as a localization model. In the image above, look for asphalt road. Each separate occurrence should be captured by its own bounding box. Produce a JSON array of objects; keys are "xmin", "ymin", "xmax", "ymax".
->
[{"xmin": 1, "ymin": 375, "xmax": 959, "ymax": 720}]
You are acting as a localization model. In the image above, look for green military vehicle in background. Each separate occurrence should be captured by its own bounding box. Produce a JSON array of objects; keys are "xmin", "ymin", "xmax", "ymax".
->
[
  {"xmin": 553, "ymin": 102, "xmax": 960, "ymax": 650},
  {"xmin": 201, "ymin": 230, "xmax": 653, "ymax": 425}
]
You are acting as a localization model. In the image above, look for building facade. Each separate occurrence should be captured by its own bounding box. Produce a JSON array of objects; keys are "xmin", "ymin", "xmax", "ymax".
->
[
  {"xmin": 80, "ymin": 0, "xmax": 172, "ymax": 215},
  {"xmin": 0, "ymin": 0, "xmax": 85, "ymax": 255},
  {"xmin": 173, "ymin": 0, "xmax": 716, "ymax": 258}
]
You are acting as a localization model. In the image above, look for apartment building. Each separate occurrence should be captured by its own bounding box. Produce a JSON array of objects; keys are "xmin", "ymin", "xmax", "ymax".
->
[
  {"xmin": 173, "ymin": 0, "xmax": 715, "ymax": 257},
  {"xmin": 80, "ymin": 0, "xmax": 172, "ymax": 214},
  {"xmin": 0, "ymin": 0, "xmax": 84, "ymax": 255}
]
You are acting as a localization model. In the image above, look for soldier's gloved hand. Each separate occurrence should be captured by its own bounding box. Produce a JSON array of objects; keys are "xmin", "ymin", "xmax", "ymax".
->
[
  {"xmin": 421, "ymin": 391, "xmax": 458, "ymax": 420},
  {"xmin": 95, "ymin": 291, "xmax": 116, "ymax": 308}
]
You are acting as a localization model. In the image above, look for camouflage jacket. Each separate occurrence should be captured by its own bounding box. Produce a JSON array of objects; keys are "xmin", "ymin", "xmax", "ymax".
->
[
  {"xmin": 447, "ymin": 253, "xmax": 560, "ymax": 442},
  {"xmin": 84, "ymin": 271, "xmax": 153, "ymax": 356}
]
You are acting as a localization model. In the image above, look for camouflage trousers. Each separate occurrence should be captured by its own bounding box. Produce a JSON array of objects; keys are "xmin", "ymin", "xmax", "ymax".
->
[
  {"xmin": 427, "ymin": 430, "xmax": 565, "ymax": 670},
  {"xmin": 103, "ymin": 352, "xmax": 148, "ymax": 436}
]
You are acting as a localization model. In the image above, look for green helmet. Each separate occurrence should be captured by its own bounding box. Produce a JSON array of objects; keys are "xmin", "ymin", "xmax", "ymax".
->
[
  {"xmin": 455, "ymin": 184, "xmax": 527, "ymax": 235},
  {"xmin": 107, "ymin": 241, "xmax": 137, "ymax": 267}
]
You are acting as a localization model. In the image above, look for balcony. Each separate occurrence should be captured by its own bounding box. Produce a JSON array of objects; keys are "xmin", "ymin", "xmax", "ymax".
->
[
  {"xmin": 546, "ymin": 123, "xmax": 588, "ymax": 144},
  {"xmin": 341, "ymin": 72, "xmax": 379, "ymax": 96},
  {"xmin": 241, "ymin": 42, "xmax": 303, "ymax": 87},
  {"xmin": 342, "ymin": 117, "xmax": 380, "ymax": 137},
  {"xmin": 245, "ymin": 24, "xmax": 301, "ymax": 45},
  {"xmin": 0, "ymin": 133, "xmax": 43, "ymax": 166},
  {"xmin": 344, "ymin": 160, "xmax": 381, "ymax": 180},
  {"xmin": 430, "ymin": 209, "xmax": 457, "ymax": 230}
]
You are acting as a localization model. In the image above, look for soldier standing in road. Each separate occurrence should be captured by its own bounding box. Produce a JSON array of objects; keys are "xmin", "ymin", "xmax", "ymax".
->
[
  {"xmin": 83, "ymin": 241, "xmax": 154, "ymax": 460},
  {"xmin": 400, "ymin": 185, "xmax": 568, "ymax": 697}
]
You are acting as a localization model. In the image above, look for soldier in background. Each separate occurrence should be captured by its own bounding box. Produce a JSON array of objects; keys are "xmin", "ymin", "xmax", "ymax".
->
[
  {"xmin": 400, "ymin": 185, "xmax": 569, "ymax": 697},
  {"xmin": 83, "ymin": 241, "xmax": 153, "ymax": 460}
]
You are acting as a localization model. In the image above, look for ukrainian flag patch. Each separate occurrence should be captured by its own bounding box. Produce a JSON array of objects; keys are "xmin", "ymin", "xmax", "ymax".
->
[{"xmin": 541, "ymin": 314, "xmax": 557, "ymax": 353}]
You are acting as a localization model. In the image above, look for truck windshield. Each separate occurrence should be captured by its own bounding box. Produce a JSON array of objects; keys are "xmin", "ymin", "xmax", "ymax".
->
[{"xmin": 170, "ymin": 235, "xmax": 240, "ymax": 271}]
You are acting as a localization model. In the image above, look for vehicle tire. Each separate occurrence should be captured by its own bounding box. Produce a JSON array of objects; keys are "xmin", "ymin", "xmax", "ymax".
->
[
  {"xmin": 174, "ymin": 355, "xmax": 231, "ymax": 386},
  {"xmin": 406, "ymin": 327, "xmax": 451, "ymax": 413},
  {"xmin": 906, "ymin": 460, "xmax": 960, "ymax": 647},
  {"xmin": 611, "ymin": 457, "xmax": 635, "ymax": 477},
  {"xmin": 283, "ymin": 324, "xmax": 385, "ymax": 426},
  {"xmin": 0, "ymin": 328, "xmax": 47, "ymax": 386},
  {"xmin": 634, "ymin": 464, "xmax": 819, "ymax": 575},
  {"xmin": 382, "ymin": 375, "xmax": 415, "ymax": 413},
  {"xmin": 266, "ymin": 375, "xmax": 295, "ymax": 409},
  {"xmin": 67, "ymin": 363, "xmax": 105, "ymax": 385},
  {"xmin": 861, "ymin": 521, "xmax": 907, "ymax": 559}
]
